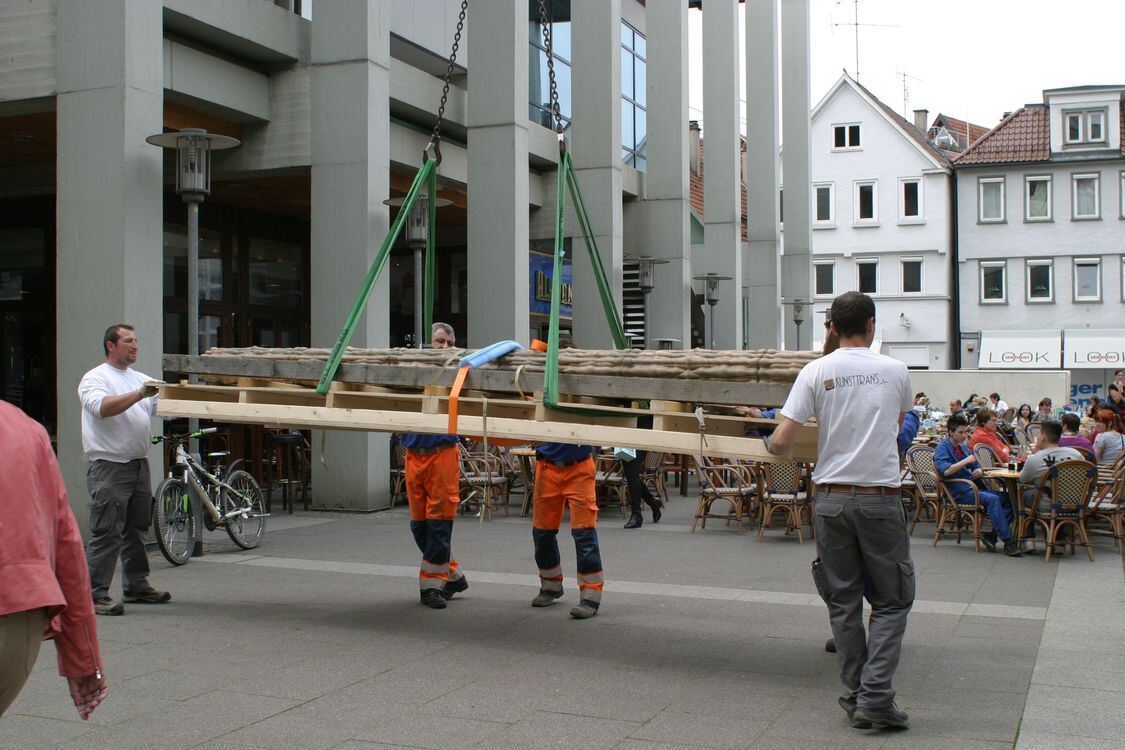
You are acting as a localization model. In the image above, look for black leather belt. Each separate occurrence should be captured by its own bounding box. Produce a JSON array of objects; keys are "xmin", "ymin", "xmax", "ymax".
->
[
  {"xmin": 537, "ymin": 456, "xmax": 590, "ymax": 468},
  {"xmin": 823, "ymin": 484, "xmax": 899, "ymax": 496},
  {"xmin": 407, "ymin": 444, "xmax": 456, "ymax": 456}
]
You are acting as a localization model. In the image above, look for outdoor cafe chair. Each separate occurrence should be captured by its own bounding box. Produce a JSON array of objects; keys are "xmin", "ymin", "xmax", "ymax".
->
[
  {"xmin": 594, "ymin": 452, "xmax": 629, "ymax": 518},
  {"xmin": 641, "ymin": 449, "xmax": 669, "ymax": 506},
  {"xmin": 1025, "ymin": 422, "xmax": 1042, "ymax": 443},
  {"xmin": 933, "ymin": 474, "xmax": 987, "ymax": 552},
  {"xmin": 1022, "ymin": 459, "xmax": 1097, "ymax": 563},
  {"xmin": 457, "ymin": 443, "xmax": 510, "ymax": 520},
  {"xmin": 904, "ymin": 445, "xmax": 940, "ymax": 535},
  {"xmin": 389, "ymin": 439, "xmax": 407, "ymax": 509},
  {"xmin": 1086, "ymin": 459, "xmax": 1124, "ymax": 553},
  {"xmin": 692, "ymin": 456, "xmax": 757, "ymax": 534},
  {"xmin": 756, "ymin": 460, "xmax": 813, "ymax": 543}
]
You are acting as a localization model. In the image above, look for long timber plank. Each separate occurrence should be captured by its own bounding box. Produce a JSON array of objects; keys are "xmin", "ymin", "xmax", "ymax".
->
[{"xmin": 163, "ymin": 354, "xmax": 794, "ymax": 407}]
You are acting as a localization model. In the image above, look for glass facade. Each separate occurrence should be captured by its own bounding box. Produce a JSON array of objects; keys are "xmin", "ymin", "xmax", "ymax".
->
[
  {"xmin": 621, "ymin": 21, "xmax": 647, "ymax": 171},
  {"xmin": 529, "ymin": 3, "xmax": 572, "ymax": 130}
]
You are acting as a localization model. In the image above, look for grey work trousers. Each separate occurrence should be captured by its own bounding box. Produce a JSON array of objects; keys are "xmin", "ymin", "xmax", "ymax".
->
[
  {"xmin": 0, "ymin": 608, "xmax": 47, "ymax": 717},
  {"xmin": 812, "ymin": 488, "xmax": 915, "ymax": 711},
  {"xmin": 86, "ymin": 458, "xmax": 153, "ymax": 600}
]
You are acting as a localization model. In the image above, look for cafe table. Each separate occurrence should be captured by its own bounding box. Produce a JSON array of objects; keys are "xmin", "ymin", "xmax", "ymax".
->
[{"xmin": 982, "ymin": 467, "xmax": 1027, "ymax": 537}]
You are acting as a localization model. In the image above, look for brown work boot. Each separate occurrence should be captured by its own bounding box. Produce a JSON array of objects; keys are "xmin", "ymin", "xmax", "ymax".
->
[
  {"xmin": 94, "ymin": 597, "xmax": 124, "ymax": 616},
  {"xmin": 123, "ymin": 588, "xmax": 171, "ymax": 604},
  {"xmin": 569, "ymin": 601, "xmax": 599, "ymax": 619},
  {"xmin": 532, "ymin": 589, "xmax": 564, "ymax": 607}
]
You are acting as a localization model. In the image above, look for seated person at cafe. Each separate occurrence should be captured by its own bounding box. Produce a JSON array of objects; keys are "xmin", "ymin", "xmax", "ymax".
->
[
  {"xmin": 948, "ymin": 398, "xmax": 964, "ymax": 417},
  {"xmin": 1092, "ymin": 409, "xmax": 1123, "ymax": 467},
  {"xmin": 1018, "ymin": 420, "xmax": 1083, "ymax": 511},
  {"xmin": 989, "ymin": 392, "xmax": 1010, "ymax": 417},
  {"xmin": 1032, "ymin": 398, "xmax": 1053, "ymax": 422},
  {"xmin": 1057, "ymin": 412, "xmax": 1094, "ymax": 455},
  {"xmin": 935, "ymin": 414, "xmax": 1020, "ymax": 556},
  {"xmin": 968, "ymin": 407, "xmax": 1011, "ymax": 463}
]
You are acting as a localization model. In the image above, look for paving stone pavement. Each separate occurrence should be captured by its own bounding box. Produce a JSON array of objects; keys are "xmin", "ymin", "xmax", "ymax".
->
[{"xmin": 2, "ymin": 492, "xmax": 1122, "ymax": 749}]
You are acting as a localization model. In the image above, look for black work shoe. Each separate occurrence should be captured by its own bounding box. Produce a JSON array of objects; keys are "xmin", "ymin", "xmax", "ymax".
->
[
  {"xmin": 647, "ymin": 499, "xmax": 662, "ymax": 524},
  {"xmin": 569, "ymin": 602, "xmax": 598, "ymax": 619},
  {"xmin": 421, "ymin": 589, "xmax": 448, "ymax": 609},
  {"xmin": 853, "ymin": 703, "xmax": 910, "ymax": 729},
  {"xmin": 623, "ymin": 512, "xmax": 643, "ymax": 529},
  {"xmin": 123, "ymin": 588, "xmax": 171, "ymax": 604},
  {"xmin": 441, "ymin": 575, "xmax": 469, "ymax": 600},
  {"xmin": 825, "ymin": 638, "xmax": 837, "ymax": 653},
  {"xmin": 94, "ymin": 597, "xmax": 124, "ymax": 616},
  {"xmin": 838, "ymin": 697, "xmax": 870, "ymax": 729},
  {"xmin": 981, "ymin": 531, "xmax": 998, "ymax": 554},
  {"xmin": 1003, "ymin": 539, "xmax": 1023, "ymax": 557},
  {"xmin": 532, "ymin": 589, "xmax": 564, "ymax": 607}
]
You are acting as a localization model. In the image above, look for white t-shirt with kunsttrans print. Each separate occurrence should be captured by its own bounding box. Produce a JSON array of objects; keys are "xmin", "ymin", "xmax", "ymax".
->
[{"xmin": 780, "ymin": 346, "xmax": 912, "ymax": 488}]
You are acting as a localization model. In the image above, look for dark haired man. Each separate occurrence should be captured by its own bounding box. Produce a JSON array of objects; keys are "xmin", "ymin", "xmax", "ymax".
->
[
  {"xmin": 78, "ymin": 325, "xmax": 168, "ymax": 616},
  {"xmin": 1019, "ymin": 421, "xmax": 1083, "ymax": 511},
  {"xmin": 1057, "ymin": 412, "xmax": 1094, "ymax": 454},
  {"xmin": 766, "ymin": 292, "xmax": 914, "ymax": 730}
]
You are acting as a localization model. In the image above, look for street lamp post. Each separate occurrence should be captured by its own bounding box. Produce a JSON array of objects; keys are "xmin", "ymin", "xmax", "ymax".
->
[
  {"xmin": 781, "ymin": 298, "xmax": 807, "ymax": 350},
  {"xmin": 692, "ymin": 273, "xmax": 733, "ymax": 349},
  {"xmin": 146, "ymin": 128, "xmax": 240, "ymax": 361},
  {"xmin": 384, "ymin": 194, "xmax": 451, "ymax": 348},
  {"xmin": 628, "ymin": 255, "xmax": 669, "ymax": 349}
]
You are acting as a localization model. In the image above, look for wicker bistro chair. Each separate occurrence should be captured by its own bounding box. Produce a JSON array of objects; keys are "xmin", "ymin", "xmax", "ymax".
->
[
  {"xmin": 594, "ymin": 453, "xmax": 629, "ymax": 518},
  {"xmin": 1087, "ymin": 458, "xmax": 1124, "ymax": 551},
  {"xmin": 641, "ymin": 450, "xmax": 669, "ymax": 507},
  {"xmin": 904, "ymin": 445, "xmax": 940, "ymax": 535},
  {"xmin": 457, "ymin": 444, "xmax": 510, "ymax": 520},
  {"xmin": 1012, "ymin": 426, "xmax": 1031, "ymax": 452},
  {"xmin": 933, "ymin": 475, "xmax": 988, "ymax": 552},
  {"xmin": 756, "ymin": 460, "xmax": 814, "ymax": 543},
  {"xmin": 1025, "ymin": 422, "xmax": 1042, "ymax": 443},
  {"xmin": 692, "ymin": 457, "xmax": 757, "ymax": 534},
  {"xmin": 1022, "ymin": 459, "xmax": 1098, "ymax": 562},
  {"xmin": 389, "ymin": 439, "xmax": 407, "ymax": 509}
]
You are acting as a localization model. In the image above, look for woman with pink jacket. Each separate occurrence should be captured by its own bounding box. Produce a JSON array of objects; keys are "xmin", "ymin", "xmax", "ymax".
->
[{"xmin": 0, "ymin": 401, "xmax": 107, "ymax": 719}]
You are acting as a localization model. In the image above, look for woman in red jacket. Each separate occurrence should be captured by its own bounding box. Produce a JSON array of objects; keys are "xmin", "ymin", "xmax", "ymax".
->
[
  {"xmin": 0, "ymin": 401, "xmax": 107, "ymax": 719},
  {"xmin": 968, "ymin": 407, "xmax": 1011, "ymax": 463}
]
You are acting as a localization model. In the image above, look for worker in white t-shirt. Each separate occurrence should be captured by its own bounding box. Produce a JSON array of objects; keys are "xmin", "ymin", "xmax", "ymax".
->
[
  {"xmin": 77, "ymin": 324, "xmax": 168, "ymax": 617},
  {"xmin": 765, "ymin": 292, "xmax": 914, "ymax": 731}
]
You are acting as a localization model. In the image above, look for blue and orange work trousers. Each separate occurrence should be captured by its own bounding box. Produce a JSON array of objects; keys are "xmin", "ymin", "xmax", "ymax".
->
[
  {"xmin": 405, "ymin": 445, "xmax": 464, "ymax": 592},
  {"xmin": 532, "ymin": 457, "xmax": 605, "ymax": 610}
]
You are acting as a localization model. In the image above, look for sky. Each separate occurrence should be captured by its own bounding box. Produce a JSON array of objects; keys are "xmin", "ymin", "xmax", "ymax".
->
[{"xmin": 688, "ymin": 0, "xmax": 1125, "ymax": 135}]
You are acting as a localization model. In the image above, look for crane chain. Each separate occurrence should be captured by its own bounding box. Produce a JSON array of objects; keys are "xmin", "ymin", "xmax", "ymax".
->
[
  {"xmin": 428, "ymin": 0, "xmax": 469, "ymax": 161},
  {"xmin": 537, "ymin": 0, "xmax": 564, "ymax": 138}
]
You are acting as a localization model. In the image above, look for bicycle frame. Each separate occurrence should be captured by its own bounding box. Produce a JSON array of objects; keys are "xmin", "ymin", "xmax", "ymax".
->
[{"xmin": 171, "ymin": 443, "xmax": 257, "ymax": 524}]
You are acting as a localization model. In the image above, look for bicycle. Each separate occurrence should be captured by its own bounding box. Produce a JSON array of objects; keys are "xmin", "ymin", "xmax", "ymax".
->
[{"xmin": 151, "ymin": 427, "xmax": 268, "ymax": 565}]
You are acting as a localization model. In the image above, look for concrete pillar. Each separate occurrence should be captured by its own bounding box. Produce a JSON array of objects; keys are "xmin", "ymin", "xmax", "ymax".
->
[
  {"xmin": 702, "ymin": 0, "xmax": 742, "ymax": 350},
  {"xmin": 780, "ymin": 0, "xmax": 812, "ymax": 350},
  {"xmin": 467, "ymin": 0, "xmax": 530, "ymax": 347},
  {"xmin": 309, "ymin": 0, "xmax": 391, "ymax": 510},
  {"xmin": 570, "ymin": 0, "xmax": 623, "ymax": 349},
  {"xmin": 624, "ymin": 0, "xmax": 691, "ymax": 348},
  {"xmin": 745, "ymin": 0, "xmax": 782, "ymax": 349},
  {"xmin": 56, "ymin": 0, "xmax": 164, "ymax": 531}
]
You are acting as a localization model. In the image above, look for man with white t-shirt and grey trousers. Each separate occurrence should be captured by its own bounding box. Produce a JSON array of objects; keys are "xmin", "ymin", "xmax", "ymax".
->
[
  {"xmin": 765, "ymin": 292, "xmax": 915, "ymax": 730},
  {"xmin": 78, "ymin": 324, "xmax": 169, "ymax": 616}
]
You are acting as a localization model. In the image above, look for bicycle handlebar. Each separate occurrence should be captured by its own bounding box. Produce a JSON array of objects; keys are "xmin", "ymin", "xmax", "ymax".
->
[{"xmin": 152, "ymin": 427, "xmax": 219, "ymax": 444}]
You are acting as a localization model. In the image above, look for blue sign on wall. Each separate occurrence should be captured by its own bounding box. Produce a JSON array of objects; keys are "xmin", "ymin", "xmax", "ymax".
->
[{"xmin": 529, "ymin": 250, "xmax": 573, "ymax": 318}]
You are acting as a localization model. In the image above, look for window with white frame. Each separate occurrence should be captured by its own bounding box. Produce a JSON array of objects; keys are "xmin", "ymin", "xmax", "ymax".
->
[
  {"xmin": 978, "ymin": 177, "xmax": 1005, "ymax": 222},
  {"xmin": 1120, "ymin": 171, "xmax": 1125, "ymax": 219},
  {"xmin": 899, "ymin": 178, "xmax": 922, "ymax": 221},
  {"xmin": 814, "ymin": 183, "xmax": 834, "ymax": 225},
  {"xmin": 1065, "ymin": 109, "xmax": 1107, "ymax": 145},
  {"xmin": 980, "ymin": 261, "xmax": 1006, "ymax": 303},
  {"xmin": 833, "ymin": 123, "xmax": 861, "ymax": 149},
  {"xmin": 854, "ymin": 180, "xmax": 877, "ymax": 224},
  {"xmin": 856, "ymin": 258, "xmax": 878, "ymax": 294},
  {"xmin": 1026, "ymin": 259, "xmax": 1053, "ymax": 302},
  {"xmin": 1073, "ymin": 257, "xmax": 1101, "ymax": 302},
  {"xmin": 901, "ymin": 257, "xmax": 923, "ymax": 294},
  {"xmin": 814, "ymin": 259, "xmax": 835, "ymax": 296},
  {"xmin": 1025, "ymin": 175, "xmax": 1051, "ymax": 221},
  {"xmin": 1072, "ymin": 173, "xmax": 1100, "ymax": 219}
]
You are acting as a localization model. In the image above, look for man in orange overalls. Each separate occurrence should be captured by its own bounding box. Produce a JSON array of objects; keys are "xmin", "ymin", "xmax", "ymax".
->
[
  {"xmin": 399, "ymin": 322, "xmax": 467, "ymax": 609},
  {"xmin": 531, "ymin": 442, "xmax": 604, "ymax": 619}
]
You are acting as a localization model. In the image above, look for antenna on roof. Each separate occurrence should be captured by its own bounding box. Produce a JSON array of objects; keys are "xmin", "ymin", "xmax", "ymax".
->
[
  {"xmin": 831, "ymin": 0, "xmax": 897, "ymax": 82},
  {"xmin": 896, "ymin": 69, "xmax": 922, "ymax": 117}
]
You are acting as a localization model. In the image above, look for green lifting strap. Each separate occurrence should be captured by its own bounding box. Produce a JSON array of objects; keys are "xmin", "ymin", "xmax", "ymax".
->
[
  {"xmin": 316, "ymin": 156, "xmax": 438, "ymax": 395},
  {"xmin": 543, "ymin": 148, "xmax": 629, "ymax": 412},
  {"xmin": 423, "ymin": 164, "xmax": 438, "ymax": 337}
]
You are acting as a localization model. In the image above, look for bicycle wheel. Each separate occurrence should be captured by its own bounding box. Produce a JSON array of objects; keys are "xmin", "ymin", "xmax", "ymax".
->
[
  {"xmin": 222, "ymin": 469, "xmax": 267, "ymax": 549},
  {"xmin": 153, "ymin": 478, "xmax": 197, "ymax": 565}
]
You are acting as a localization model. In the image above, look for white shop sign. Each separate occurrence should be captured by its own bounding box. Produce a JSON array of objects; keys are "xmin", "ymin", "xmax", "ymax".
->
[
  {"xmin": 978, "ymin": 330, "xmax": 1061, "ymax": 369},
  {"xmin": 1063, "ymin": 329, "xmax": 1125, "ymax": 368}
]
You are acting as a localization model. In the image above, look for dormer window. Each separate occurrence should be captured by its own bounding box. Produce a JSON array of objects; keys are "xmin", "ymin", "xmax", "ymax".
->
[
  {"xmin": 1064, "ymin": 109, "xmax": 1107, "ymax": 145},
  {"xmin": 833, "ymin": 123, "xmax": 861, "ymax": 150}
]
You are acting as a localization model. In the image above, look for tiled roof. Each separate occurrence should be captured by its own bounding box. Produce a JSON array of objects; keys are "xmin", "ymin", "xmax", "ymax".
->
[
  {"xmin": 954, "ymin": 102, "xmax": 1125, "ymax": 166},
  {"xmin": 689, "ymin": 134, "xmax": 749, "ymax": 241},
  {"xmin": 953, "ymin": 106, "xmax": 1049, "ymax": 165},
  {"xmin": 931, "ymin": 113, "xmax": 990, "ymax": 151}
]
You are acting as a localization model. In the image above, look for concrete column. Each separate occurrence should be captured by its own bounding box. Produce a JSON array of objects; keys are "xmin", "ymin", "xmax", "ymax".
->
[
  {"xmin": 745, "ymin": 0, "xmax": 782, "ymax": 349},
  {"xmin": 56, "ymin": 0, "xmax": 164, "ymax": 530},
  {"xmin": 702, "ymin": 0, "xmax": 742, "ymax": 350},
  {"xmin": 780, "ymin": 0, "xmax": 812, "ymax": 350},
  {"xmin": 467, "ymin": 0, "xmax": 530, "ymax": 347},
  {"xmin": 570, "ymin": 0, "xmax": 623, "ymax": 349},
  {"xmin": 310, "ymin": 0, "xmax": 391, "ymax": 510},
  {"xmin": 624, "ymin": 0, "xmax": 691, "ymax": 348}
]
